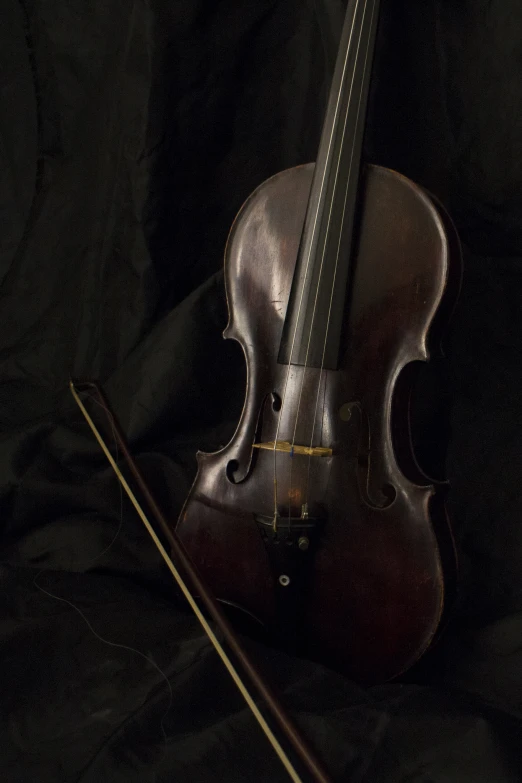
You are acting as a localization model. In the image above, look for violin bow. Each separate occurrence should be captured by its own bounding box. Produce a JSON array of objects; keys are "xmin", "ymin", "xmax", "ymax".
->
[{"xmin": 69, "ymin": 380, "xmax": 332, "ymax": 783}]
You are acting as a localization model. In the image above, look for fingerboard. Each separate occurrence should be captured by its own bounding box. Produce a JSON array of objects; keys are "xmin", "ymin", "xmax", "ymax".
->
[{"xmin": 278, "ymin": 0, "xmax": 381, "ymax": 369}]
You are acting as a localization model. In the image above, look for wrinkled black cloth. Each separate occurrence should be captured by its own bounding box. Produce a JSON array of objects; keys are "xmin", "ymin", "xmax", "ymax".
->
[{"xmin": 1, "ymin": 1, "xmax": 521, "ymax": 781}]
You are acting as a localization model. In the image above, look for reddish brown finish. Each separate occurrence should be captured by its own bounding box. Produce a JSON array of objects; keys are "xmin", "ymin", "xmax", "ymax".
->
[{"xmin": 175, "ymin": 163, "xmax": 460, "ymax": 685}]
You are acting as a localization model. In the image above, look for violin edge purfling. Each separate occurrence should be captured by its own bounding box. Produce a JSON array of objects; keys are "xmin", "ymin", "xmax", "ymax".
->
[
  {"xmin": 175, "ymin": 161, "xmax": 461, "ymax": 684},
  {"xmin": 175, "ymin": 0, "xmax": 461, "ymax": 685}
]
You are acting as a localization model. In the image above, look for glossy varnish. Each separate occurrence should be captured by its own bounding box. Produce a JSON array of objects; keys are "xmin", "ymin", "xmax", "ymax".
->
[{"xmin": 175, "ymin": 162, "xmax": 460, "ymax": 684}]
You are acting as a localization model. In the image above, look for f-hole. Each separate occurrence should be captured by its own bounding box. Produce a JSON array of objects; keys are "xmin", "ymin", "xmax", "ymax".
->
[{"xmin": 226, "ymin": 391, "xmax": 280, "ymax": 484}]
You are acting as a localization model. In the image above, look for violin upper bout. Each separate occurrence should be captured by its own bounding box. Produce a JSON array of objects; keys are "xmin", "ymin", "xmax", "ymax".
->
[{"xmin": 222, "ymin": 165, "xmax": 314, "ymax": 354}]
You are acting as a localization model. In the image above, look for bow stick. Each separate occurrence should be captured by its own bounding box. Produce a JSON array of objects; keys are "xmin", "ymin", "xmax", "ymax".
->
[{"xmin": 69, "ymin": 380, "xmax": 332, "ymax": 783}]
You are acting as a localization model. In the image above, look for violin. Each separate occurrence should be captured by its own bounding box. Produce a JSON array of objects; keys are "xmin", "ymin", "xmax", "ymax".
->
[
  {"xmin": 73, "ymin": 3, "xmax": 463, "ymax": 778},
  {"xmin": 175, "ymin": 0, "xmax": 461, "ymax": 685}
]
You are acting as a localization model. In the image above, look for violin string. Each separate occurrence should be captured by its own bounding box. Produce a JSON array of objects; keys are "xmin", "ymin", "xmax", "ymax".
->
[
  {"xmin": 304, "ymin": 0, "xmax": 377, "ymax": 501},
  {"xmin": 272, "ymin": 0, "xmax": 363, "ymax": 523},
  {"xmin": 69, "ymin": 382, "xmax": 306, "ymax": 783},
  {"xmin": 288, "ymin": 0, "xmax": 370, "ymax": 514}
]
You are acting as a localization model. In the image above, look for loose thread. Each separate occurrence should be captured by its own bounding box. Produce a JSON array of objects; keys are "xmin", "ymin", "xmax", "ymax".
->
[
  {"xmin": 33, "ymin": 386, "xmax": 173, "ymax": 754},
  {"xmin": 33, "ymin": 569, "xmax": 173, "ymax": 752}
]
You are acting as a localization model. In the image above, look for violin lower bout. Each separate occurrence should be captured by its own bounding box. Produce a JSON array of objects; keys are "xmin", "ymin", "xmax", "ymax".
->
[{"xmin": 176, "ymin": 163, "xmax": 459, "ymax": 685}]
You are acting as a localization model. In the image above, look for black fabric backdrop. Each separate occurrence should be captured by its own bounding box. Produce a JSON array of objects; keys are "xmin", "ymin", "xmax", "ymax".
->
[{"xmin": 1, "ymin": 0, "xmax": 521, "ymax": 781}]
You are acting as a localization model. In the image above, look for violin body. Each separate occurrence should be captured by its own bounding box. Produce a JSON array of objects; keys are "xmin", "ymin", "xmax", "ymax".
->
[{"xmin": 176, "ymin": 162, "xmax": 460, "ymax": 684}]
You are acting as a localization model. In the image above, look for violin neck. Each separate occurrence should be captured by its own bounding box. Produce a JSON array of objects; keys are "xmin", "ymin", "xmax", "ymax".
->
[{"xmin": 278, "ymin": 0, "xmax": 381, "ymax": 370}]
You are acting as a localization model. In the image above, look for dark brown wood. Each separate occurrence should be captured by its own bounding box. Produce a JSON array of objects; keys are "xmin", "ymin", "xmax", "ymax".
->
[
  {"xmin": 73, "ymin": 381, "xmax": 333, "ymax": 783},
  {"xmin": 175, "ymin": 162, "xmax": 460, "ymax": 685}
]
